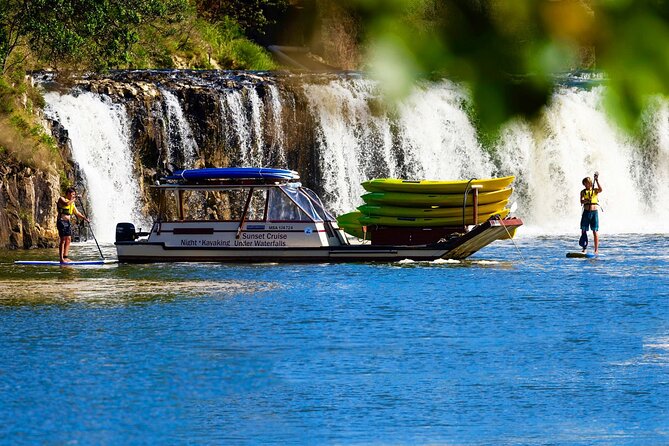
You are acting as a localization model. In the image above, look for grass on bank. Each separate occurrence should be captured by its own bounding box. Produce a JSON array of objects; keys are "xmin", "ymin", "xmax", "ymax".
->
[
  {"xmin": 130, "ymin": 16, "xmax": 277, "ymax": 70},
  {"xmin": 0, "ymin": 8, "xmax": 278, "ymax": 171},
  {"xmin": 0, "ymin": 72, "xmax": 61, "ymax": 173}
]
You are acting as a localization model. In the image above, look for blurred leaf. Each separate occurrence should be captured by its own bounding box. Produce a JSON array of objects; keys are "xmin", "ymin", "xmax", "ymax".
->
[{"xmin": 348, "ymin": 0, "xmax": 669, "ymax": 131}]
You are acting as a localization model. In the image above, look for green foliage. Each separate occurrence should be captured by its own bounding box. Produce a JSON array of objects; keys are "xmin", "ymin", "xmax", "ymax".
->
[
  {"xmin": 0, "ymin": 77, "xmax": 15, "ymax": 113},
  {"xmin": 349, "ymin": 0, "xmax": 669, "ymax": 131},
  {"xmin": 1, "ymin": 0, "xmax": 280, "ymax": 72},
  {"xmin": 1, "ymin": 0, "xmax": 190, "ymax": 72},
  {"xmin": 194, "ymin": 0, "xmax": 288, "ymax": 35},
  {"xmin": 204, "ymin": 18, "xmax": 276, "ymax": 69},
  {"xmin": 18, "ymin": 209, "xmax": 33, "ymax": 225},
  {"xmin": 129, "ymin": 15, "xmax": 276, "ymax": 70},
  {"xmin": 9, "ymin": 113, "xmax": 29, "ymax": 133},
  {"xmin": 59, "ymin": 171, "xmax": 72, "ymax": 190}
]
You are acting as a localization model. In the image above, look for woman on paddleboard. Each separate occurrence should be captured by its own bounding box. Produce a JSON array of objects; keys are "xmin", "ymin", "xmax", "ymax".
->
[
  {"xmin": 57, "ymin": 188, "xmax": 89, "ymax": 263},
  {"xmin": 580, "ymin": 173, "xmax": 603, "ymax": 255}
]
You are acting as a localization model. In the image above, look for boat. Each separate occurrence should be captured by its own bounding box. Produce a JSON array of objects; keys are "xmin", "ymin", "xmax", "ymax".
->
[
  {"xmin": 362, "ymin": 175, "xmax": 515, "ymax": 193},
  {"xmin": 115, "ymin": 168, "xmax": 523, "ymax": 263},
  {"xmin": 361, "ymin": 187, "xmax": 513, "ymax": 207}
]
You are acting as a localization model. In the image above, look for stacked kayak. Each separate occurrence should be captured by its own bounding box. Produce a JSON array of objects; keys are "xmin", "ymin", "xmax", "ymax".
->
[
  {"xmin": 361, "ymin": 175, "xmax": 514, "ymax": 194},
  {"xmin": 337, "ymin": 175, "xmax": 514, "ymax": 238}
]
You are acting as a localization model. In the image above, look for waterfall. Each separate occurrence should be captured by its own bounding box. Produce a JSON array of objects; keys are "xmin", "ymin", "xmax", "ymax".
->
[
  {"xmin": 495, "ymin": 87, "xmax": 669, "ymax": 234},
  {"xmin": 43, "ymin": 91, "xmax": 148, "ymax": 242},
  {"xmin": 302, "ymin": 79, "xmax": 669, "ymax": 234},
  {"xmin": 40, "ymin": 71, "xmax": 669, "ymax": 237},
  {"xmin": 160, "ymin": 88, "xmax": 199, "ymax": 169},
  {"xmin": 267, "ymin": 84, "xmax": 287, "ymax": 165},
  {"xmin": 218, "ymin": 81, "xmax": 288, "ymax": 167}
]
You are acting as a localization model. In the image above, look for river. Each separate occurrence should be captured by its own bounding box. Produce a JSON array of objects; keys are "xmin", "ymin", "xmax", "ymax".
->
[{"xmin": 1, "ymin": 234, "xmax": 667, "ymax": 444}]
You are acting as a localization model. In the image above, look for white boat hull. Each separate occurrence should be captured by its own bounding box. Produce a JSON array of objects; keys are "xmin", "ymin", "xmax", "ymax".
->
[{"xmin": 115, "ymin": 218, "xmax": 523, "ymax": 263}]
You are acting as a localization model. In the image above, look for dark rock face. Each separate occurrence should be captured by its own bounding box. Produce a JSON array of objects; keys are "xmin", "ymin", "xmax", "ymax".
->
[
  {"xmin": 0, "ymin": 160, "xmax": 60, "ymax": 249},
  {"xmin": 2, "ymin": 70, "xmax": 355, "ymax": 249},
  {"xmin": 47, "ymin": 70, "xmax": 328, "ymax": 216}
]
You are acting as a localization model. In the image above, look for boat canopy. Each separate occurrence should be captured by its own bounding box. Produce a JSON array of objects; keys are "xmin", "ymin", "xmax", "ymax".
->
[{"xmin": 154, "ymin": 181, "xmax": 336, "ymax": 223}]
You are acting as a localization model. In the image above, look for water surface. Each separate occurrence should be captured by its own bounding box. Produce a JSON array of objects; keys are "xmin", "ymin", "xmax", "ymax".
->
[{"xmin": 1, "ymin": 235, "xmax": 667, "ymax": 444}]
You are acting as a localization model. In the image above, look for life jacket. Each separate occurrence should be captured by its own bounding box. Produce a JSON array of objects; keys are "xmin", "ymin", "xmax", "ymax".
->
[
  {"xmin": 58, "ymin": 200, "xmax": 75, "ymax": 216},
  {"xmin": 581, "ymin": 188, "xmax": 599, "ymax": 205}
]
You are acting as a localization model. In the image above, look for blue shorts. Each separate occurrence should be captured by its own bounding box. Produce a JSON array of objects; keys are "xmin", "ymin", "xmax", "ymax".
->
[
  {"xmin": 57, "ymin": 219, "xmax": 72, "ymax": 237},
  {"xmin": 580, "ymin": 210, "xmax": 599, "ymax": 232}
]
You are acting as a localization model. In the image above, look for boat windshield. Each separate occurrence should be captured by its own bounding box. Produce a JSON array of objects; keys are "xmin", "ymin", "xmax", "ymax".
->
[
  {"xmin": 301, "ymin": 188, "xmax": 336, "ymax": 222},
  {"xmin": 279, "ymin": 185, "xmax": 324, "ymax": 222},
  {"xmin": 267, "ymin": 187, "xmax": 320, "ymax": 222}
]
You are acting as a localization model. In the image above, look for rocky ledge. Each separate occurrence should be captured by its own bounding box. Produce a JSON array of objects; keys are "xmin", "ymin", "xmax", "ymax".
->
[{"xmin": 0, "ymin": 160, "xmax": 60, "ymax": 249}]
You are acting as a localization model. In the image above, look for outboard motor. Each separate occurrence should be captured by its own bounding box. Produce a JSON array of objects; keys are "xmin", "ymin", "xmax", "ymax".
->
[{"xmin": 115, "ymin": 222, "xmax": 136, "ymax": 242}]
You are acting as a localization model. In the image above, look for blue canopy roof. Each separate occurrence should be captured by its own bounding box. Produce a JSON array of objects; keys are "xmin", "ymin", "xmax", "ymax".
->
[{"xmin": 164, "ymin": 167, "xmax": 300, "ymax": 181}]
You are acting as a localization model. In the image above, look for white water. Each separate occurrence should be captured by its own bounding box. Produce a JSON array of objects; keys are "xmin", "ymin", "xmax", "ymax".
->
[
  {"xmin": 266, "ymin": 84, "xmax": 287, "ymax": 165},
  {"xmin": 303, "ymin": 78, "xmax": 400, "ymax": 212},
  {"xmin": 41, "ymin": 76, "xmax": 669, "ymax": 238},
  {"xmin": 43, "ymin": 92, "xmax": 149, "ymax": 242},
  {"xmin": 160, "ymin": 88, "xmax": 199, "ymax": 169},
  {"xmin": 303, "ymin": 80, "xmax": 669, "ymax": 234},
  {"xmin": 219, "ymin": 84, "xmax": 287, "ymax": 167}
]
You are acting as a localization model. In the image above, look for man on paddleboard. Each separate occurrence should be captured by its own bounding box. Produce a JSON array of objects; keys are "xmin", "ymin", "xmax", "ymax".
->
[
  {"xmin": 57, "ymin": 188, "xmax": 89, "ymax": 263},
  {"xmin": 580, "ymin": 173, "xmax": 603, "ymax": 255}
]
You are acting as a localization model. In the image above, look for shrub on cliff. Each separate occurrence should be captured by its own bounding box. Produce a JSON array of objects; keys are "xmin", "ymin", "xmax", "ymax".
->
[{"xmin": 1, "ymin": 0, "xmax": 190, "ymax": 72}]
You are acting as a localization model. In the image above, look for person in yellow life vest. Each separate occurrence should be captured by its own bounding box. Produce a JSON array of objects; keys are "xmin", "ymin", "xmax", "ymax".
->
[
  {"xmin": 57, "ymin": 188, "xmax": 89, "ymax": 263},
  {"xmin": 579, "ymin": 172, "xmax": 603, "ymax": 254}
]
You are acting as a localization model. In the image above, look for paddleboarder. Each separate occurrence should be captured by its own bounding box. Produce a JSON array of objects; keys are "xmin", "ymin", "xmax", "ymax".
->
[
  {"xmin": 57, "ymin": 188, "xmax": 89, "ymax": 263},
  {"xmin": 579, "ymin": 172, "xmax": 603, "ymax": 254}
]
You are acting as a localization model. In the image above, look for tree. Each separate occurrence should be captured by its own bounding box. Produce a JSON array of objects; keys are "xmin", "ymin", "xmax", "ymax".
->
[
  {"xmin": 0, "ymin": 0, "xmax": 30, "ymax": 72},
  {"xmin": 349, "ymin": 0, "xmax": 669, "ymax": 130},
  {"xmin": 193, "ymin": 0, "xmax": 288, "ymax": 35},
  {"xmin": 1, "ymin": 0, "xmax": 189, "ymax": 73}
]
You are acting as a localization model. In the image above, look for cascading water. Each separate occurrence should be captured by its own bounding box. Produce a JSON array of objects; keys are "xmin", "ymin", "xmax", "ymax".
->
[
  {"xmin": 43, "ymin": 91, "xmax": 148, "ymax": 242},
  {"xmin": 160, "ymin": 88, "xmax": 199, "ymax": 169},
  {"xmin": 303, "ymin": 79, "xmax": 669, "ymax": 234},
  {"xmin": 495, "ymin": 87, "xmax": 669, "ymax": 234},
  {"xmin": 40, "ymin": 71, "xmax": 669, "ymax": 238}
]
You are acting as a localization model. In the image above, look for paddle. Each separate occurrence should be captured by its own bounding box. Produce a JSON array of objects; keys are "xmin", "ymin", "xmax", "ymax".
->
[{"xmin": 76, "ymin": 194, "xmax": 105, "ymax": 260}]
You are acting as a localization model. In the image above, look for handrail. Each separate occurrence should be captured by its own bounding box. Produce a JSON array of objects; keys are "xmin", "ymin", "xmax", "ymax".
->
[
  {"xmin": 236, "ymin": 187, "xmax": 255, "ymax": 239},
  {"xmin": 462, "ymin": 178, "xmax": 476, "ymax": 228}
]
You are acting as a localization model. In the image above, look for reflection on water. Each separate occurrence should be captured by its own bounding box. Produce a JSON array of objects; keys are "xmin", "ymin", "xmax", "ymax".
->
[{"xmin": 0, "ymin": 278, "xmax": 273, "ymax": 306}]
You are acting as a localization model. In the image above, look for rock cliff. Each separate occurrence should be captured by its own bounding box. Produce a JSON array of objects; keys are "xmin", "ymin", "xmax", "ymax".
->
[{"xmin": 0, "ymin": 158, "xmax": 60, "ymax": 248}]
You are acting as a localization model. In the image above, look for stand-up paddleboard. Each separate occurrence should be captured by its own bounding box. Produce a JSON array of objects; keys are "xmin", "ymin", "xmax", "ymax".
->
[
  {"xmin": 14, "ymin": 259, "xmax": 118, "ymax": 266},
  {"xmin": 164, "ymin": 167, "xmax": 299, "ymax": 182},
  {"xmin": 566, "ymin": 252, "xmax": 597, "ymax": 259}
]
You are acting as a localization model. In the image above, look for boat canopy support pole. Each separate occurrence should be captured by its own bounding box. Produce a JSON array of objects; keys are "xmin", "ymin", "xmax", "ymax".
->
[
  {"xmin": 471, "ymin": 184, "xmax": 482, "ymax": 226},
  {"xmin": 177, "ymin": 190, "xmax": 185, "ymax": 221},
  {"xmin": 236, "ymin": 187, "xmax": 255, "ymax": 239}
]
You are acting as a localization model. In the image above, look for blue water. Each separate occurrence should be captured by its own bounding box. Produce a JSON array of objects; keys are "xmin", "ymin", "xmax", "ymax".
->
[{"xmin": 1, "ymin": 235, "xmax": 668, "ymax": 445}]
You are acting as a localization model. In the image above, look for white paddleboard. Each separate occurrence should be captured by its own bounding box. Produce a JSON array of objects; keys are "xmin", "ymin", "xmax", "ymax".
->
[{"xmin": 14, "ymin": 259, "xmax": 118, "ymax": 266}]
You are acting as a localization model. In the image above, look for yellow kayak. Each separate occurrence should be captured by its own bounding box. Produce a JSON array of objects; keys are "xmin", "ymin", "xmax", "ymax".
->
[
  {"xmin": 362, "ymin": 175, "xmax": 515, "ymax": 194},
  {"xmin": 358, "ymin": 200, "xmax": 509, "ymax": 218},
  {"xmin": 359, "ymin": 209, "xmax": 510, "ymax": 227},
  {"xmin": 362, "ymin": 187, "xmax": 513, "ymax": 207}
]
